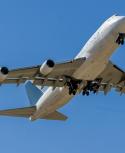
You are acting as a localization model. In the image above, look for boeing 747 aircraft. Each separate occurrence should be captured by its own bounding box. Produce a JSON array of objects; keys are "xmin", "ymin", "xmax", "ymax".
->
[{"xmin": 0, "ymin": 14, "xmax": 125, "ymax": 121}]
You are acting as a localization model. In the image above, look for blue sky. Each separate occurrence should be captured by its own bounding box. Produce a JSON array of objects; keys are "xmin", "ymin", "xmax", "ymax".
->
[{"xmin": 0, "ymin": 0, "xmax": 125, "ymax": 153}]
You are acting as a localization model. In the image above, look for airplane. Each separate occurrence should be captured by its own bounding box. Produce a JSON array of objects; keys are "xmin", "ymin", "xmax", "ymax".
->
[{"xmin": 0, "ymin": 14, "xmax": 125, "ymax": 121}]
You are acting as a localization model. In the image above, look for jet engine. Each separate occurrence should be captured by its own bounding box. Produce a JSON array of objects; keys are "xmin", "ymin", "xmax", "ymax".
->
[
  {"xmin": 0, "ymin": 67, "xmax": 9, "ymax": 82},
  {"xmin": 40, "ymin": 59, "xmax": 55, "ymax": 75}
]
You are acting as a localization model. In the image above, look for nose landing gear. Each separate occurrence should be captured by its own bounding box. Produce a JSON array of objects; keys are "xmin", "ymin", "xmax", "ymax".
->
[{"xmin": 116, "ymin": 33, "xmax": 125, "ymax": 45}]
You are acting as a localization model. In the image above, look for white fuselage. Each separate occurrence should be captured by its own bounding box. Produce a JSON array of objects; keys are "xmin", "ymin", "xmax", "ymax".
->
[{"xmin": 31, "ymin": 15, "xmax": 125, "ymax": 120}]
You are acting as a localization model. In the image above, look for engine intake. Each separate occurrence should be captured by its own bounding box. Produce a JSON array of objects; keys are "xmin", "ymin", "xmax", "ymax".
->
[
  {"xmin": 40, "ymin": 59, "xmax": 55, "ymax": 76},
  {"xmin": 0, "ymin": 67, "xmax": 9, "ymax": 82},
  {"xmin": 1, "ymin": 67, "xmax": 9, "ymax": 75},
  {"xmin": 46, "ymin": 59, "xmax": 55, "ymax": 68}
]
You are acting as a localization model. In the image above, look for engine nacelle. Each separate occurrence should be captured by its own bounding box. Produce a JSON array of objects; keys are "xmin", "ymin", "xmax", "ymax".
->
[
  {"xmin": 0, "ymin": 67, "xmax": 9, "ymax": 82},
  {"xmin": 40, "ymin": 59, "xmax": 55, "ymax": 75}
]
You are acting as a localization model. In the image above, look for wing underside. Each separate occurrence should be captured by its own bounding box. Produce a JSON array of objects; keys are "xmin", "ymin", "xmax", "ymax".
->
[
  {"xmin": 98, "ymin": 61, "xmax": 125, "ymax": 94},
  {"xmin": 2, "ymin": 58, "xmax": 85, "ymax": 87}
]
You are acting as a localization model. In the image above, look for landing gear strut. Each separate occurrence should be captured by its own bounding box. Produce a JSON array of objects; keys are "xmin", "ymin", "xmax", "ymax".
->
[
  {"xmin": 66, "ymin": 79, "xmax": 81, "ymax": 95},
  {"xmin": 82, "ymin": 79, "xmax": 102, "ymax": 96},
  {"xmin": 66, "ymin": 78, "xmax": 101, "ymax": 96},
  {"xmin": 116, "ymin": 33, "xmax": 125, "ymax": 45}
]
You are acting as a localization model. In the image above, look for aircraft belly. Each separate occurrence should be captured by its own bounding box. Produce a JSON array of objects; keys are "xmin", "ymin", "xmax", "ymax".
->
[
  {"xmin": 73, "ymin": 29, "xmax": 119, "ymax": 80},
  {"xmin": 73, "ymin": 59, "xmax": 108, "ymax": 80}
]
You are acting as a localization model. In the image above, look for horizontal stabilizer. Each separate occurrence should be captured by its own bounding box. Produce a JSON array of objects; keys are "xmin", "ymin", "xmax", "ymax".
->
[
  {"xmin": 0, "ymin": 106, "xmax": 36, "ymax": 118},
  {"xmin": 42, "ymin": 111, "xmax": 68, "ymax": 121}
]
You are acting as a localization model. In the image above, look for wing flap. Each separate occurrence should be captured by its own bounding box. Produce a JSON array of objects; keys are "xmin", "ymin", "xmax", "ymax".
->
[
  {"xmin": 3, "ymin": 77, "xmax": 65, "ymax": 87},
  {"xmin": 99, "ymin": 61, "xmax": 124, "ymax": 84},
  {"xmin": 0, "ymin": 106, "xmax": 36, "ymax": 118},
  {"xmin": 42, "ymin": 111, "xmax": 68, "ymax": 121}
]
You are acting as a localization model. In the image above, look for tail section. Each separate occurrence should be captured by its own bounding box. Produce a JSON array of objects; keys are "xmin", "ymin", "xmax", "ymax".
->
[{"xmin": 25, "ymin": 81, "xmax": 43, "ymax": 106}]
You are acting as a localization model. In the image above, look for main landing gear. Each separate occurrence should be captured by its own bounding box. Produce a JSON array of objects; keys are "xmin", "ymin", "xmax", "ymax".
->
[
  {"xmin": 82, "ymin": 79, "xmax": 101, "ymax": 96},
  {"xmin": 66, "ymin": 79, "xmax": 81, "ymax": 95},
  {"xmin": 66, "ymin": 78, "xmax": 102, "ymax": 96},
  {"xmin": 116, "ymin": 33, "xmax": 125, "ymax": 45}
]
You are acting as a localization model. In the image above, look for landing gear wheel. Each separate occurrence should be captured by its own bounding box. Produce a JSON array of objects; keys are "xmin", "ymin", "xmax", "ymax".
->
[
  {"xmin": 72, "ymin": 90, "xmax": 76, "ymax": 95},
  {"xmin": 82, "ymin": 91, "xmax": 86, "ymax": 96},
  {"xmin": 68, "ymin": 87, "xmax": 72, "ymax": 95},
  {"xmin": 66, "ymin": 78, "xmax": 81, "ymax": 96},
  {"xmin": 121, "ymin": 39, "xmax": 124, "ymax": 45},
  {"xmin": 69, "ymin": 91, "xmax": 72, "ymax": 95},
  {"xmin": 82, "ymin": 79, "xmax": 101, "ymax": 96},
  {"xmin": 68, "ymin": 89, "xmax": 76, "ymax": 95},
  {"xmin": 116, "ymin": 39, "xmax": 121, "ymax": 45},
  {"xmin": 86, "ymin": 91, "xmax": 89, "ymax": 96},
  {"xmin": 82, "ymin": 90, "xmax": 89, "ymax": 96},
  {"xmin": 93, "ymin": 90, "xmax": 97, "ymax": 94}
]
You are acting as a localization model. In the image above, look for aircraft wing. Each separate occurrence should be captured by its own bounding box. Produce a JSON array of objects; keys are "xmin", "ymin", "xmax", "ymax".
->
[
  {"xmin": 98, "ymin": 61, "xmax": 125, "ymax": 95},
  {"xmin": 2, "ymin": 58, "xmax": 85, "ymax": 87}
]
